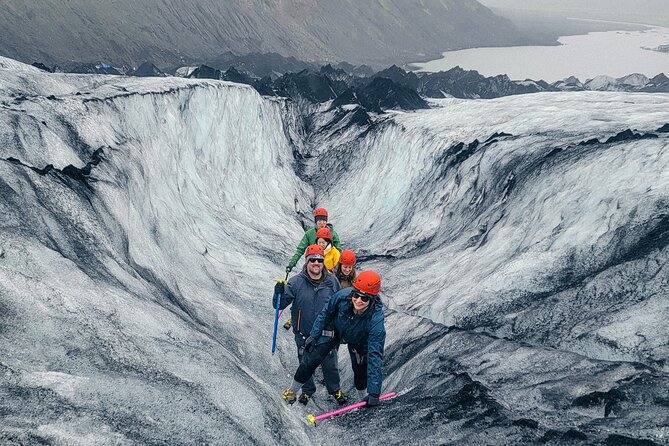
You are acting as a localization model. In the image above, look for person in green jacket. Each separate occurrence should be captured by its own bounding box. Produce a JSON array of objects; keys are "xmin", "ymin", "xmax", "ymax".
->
[{"xmin": 286, "ymin": 208, "xmax": 342, "ymax": 273}]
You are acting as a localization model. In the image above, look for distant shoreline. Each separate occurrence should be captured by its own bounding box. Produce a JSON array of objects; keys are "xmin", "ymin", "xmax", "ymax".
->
[
  {"xmin": 565, "ymin": 17, "xmax": 658, "ymax": 29},
  {"xmin": 404, "ymin": 16, "xmax": 650, "ymax": 71},
  {"xmin": 409, "ymin": 24, "xmax": 669, "ymax": 82}
]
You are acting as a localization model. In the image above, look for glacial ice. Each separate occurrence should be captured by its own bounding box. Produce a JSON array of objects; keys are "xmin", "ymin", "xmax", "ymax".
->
[{"xmin": 1, "ymin": 56, "xmax": 668, "ymax": 445}]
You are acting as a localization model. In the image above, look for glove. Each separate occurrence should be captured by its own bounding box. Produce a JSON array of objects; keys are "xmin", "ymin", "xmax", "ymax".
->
[
  {"xmin": 274, "ymin": 282, "xmax": 285, "ymax": 295},
  {"xmin": 362, "ymin": 393, "xmax": 380, "ymax": 407},
  {"xmin": 304, "ymin": 336, "xmax": 315, "ymax": 353},
  {"xmin": 285, "ymin": 266, "xmax": 292, "ymax": 273}
]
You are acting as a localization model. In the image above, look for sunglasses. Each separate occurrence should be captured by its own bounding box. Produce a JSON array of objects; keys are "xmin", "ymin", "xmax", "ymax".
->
[
  {"xmin": 308, "ymin": 258, "xmax": 324, "ymax": 264},
  {"xmin": 352, "ymin": 292, "xmax": 371, "ymax": 303}
]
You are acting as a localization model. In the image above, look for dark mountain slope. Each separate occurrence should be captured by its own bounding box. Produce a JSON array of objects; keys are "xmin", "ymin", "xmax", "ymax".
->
[{"xmin": 0, "ymin": 0, "xmax": 532, "ymax": 68}]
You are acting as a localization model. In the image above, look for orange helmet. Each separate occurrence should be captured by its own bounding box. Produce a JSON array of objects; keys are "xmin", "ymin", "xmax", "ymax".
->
[
  {"xmin": 353, "ymin": 270, "xmax": 381, "ymax": 296},
  {"xmin": 304, "ymin": 244, "xmax": 325, "ymax": 258},
  {"xmin": 339, "ymin": 249, "xmax": 356, "ymax": 266},
  {"xmin": 315, "ymin": 227, "xmax": 332, "ymax": 242},
  {"xmin": 314, "ymin": 208, "xmax": 328, "ymax": 221}
]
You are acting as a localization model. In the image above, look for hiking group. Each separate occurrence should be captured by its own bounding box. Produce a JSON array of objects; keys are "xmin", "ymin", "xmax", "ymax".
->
[{"xmin": 272, "ymin": 207, "xmax": 386, "ymax": 409}]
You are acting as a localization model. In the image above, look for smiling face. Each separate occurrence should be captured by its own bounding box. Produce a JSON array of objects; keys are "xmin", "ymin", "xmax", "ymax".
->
[
  {"xmin": 351, "ymin": 292, "xmax": 371, "ymax": 313},
  {"xmin": 340, "ymin": 264, "xmax": 353, "ymax": 275},
  {"xmin": 306, "ymin": 257, "xmax": 324, "ymax": 278},
  {"xmin": 316, "ymin": 220, "xmax": 327, "ymax": 229},
  {"xmin": 316, "ymin": 238, "xmax": 328, "ymax": 249}
]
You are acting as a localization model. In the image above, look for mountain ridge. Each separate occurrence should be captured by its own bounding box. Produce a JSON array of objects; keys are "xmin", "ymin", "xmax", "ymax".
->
[{"xmin": 0, "ymin": 0, "xmax": 533, "ymax": 69}]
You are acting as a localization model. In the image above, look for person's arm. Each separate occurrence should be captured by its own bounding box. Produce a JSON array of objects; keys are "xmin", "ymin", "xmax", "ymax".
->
[
  {"xmin": 365, "ymin": 316, "xmax": 386, "ymax": 396},
  {"xmin": 272, "ymin": 280, "xmax": 295, "ymax": 310},
  {"xmin": 332, "ymin": 275, "xmax": 340, "ymax": 293},
  {"xmin": 332, "ymin": 248, "xmax": 340, "ymax": 268},
  {"xmin": 287, "ymin": 232, "xmax": 310, "ymax": 269}
]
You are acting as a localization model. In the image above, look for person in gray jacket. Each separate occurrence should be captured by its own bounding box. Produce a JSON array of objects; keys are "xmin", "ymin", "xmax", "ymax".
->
[{"xmin": 273, "ymin": 244, "xmax": 346, "ymax": 405}]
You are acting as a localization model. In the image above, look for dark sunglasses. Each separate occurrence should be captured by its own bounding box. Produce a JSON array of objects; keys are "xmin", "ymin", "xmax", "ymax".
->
[
  {"xmin": 308, "ymin": 258, "xmax": 324, "ymax": 264},
  {"xmin": 352, "ymin": 292, "xmax": 371, "ymax": 303}
]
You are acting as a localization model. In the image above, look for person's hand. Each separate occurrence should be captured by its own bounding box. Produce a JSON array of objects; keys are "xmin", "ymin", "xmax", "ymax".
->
[
  {"xmin": 274, "ymin": 282, "xmax": 285, "ymax": 295},
  {"xmin": 304, "ymin": 336, "xmax": 315, "ymax": 353},
  {"xmin": 362, "ymin": 393, "xmax": 380, "ymax": 407},
  {"xmin": 285, "ymin": 266, "xmax": 292, "ymax": 273}
]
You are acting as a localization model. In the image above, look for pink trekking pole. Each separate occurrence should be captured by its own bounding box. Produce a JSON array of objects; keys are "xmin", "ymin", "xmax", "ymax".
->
[{"xmin": 306, "ymin": 392, "xmax": 397, "ymax": 426}]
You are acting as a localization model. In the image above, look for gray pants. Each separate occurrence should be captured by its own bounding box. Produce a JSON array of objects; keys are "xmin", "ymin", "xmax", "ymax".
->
[{"xmin": 296, "ymin": 335, "xmax": 340, "ymax": 395}]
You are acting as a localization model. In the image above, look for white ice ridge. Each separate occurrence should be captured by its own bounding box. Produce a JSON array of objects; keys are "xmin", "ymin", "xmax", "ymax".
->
[
  {"xmin": 0, "ymin": 56, "xmax": 315, "ymax": 444},
  {"xmin": 321, "ymin": 93, "xmax": 669, "ymax": 365}
]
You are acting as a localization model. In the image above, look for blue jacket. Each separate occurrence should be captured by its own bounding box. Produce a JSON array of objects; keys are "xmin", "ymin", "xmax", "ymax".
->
[
  {"xmin": 273, "ymin": 266, "xmax": 340, "ymax": 339},
  {"xmin": 310, "ymin": 287, "xmax": 386, "ymax": 395}
]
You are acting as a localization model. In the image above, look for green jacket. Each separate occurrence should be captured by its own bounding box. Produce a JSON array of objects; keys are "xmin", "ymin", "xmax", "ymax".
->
[{"xmin": 288, "ymin": 225, "xmax": 341, "ymax": 268}]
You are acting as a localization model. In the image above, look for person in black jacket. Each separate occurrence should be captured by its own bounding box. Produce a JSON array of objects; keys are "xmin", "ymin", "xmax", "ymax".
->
[
  {"xmin": 273, "ymin": 244, "xmax": 346, "ymax": 405},
  {"xmin": 282, "ymin": 270, "xmax": 386, "ymax": 407}
]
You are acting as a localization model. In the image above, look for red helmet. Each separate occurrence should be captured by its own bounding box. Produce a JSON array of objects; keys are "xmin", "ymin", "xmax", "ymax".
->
[
  {"xmin": 314, "ymin": 208, "xmax": 328, "ymax": 219},
  {"xmin": 304, "ymin": 244, "xmax": 325, "ymax": 258},
  {"xmin": 353, "ymin": 270, "xmax": 381, "ymax": 296},
  {"xmin": 339, "ymin": 249, "xmax": 356, "ymax": 266},
  {"xmin": 315, "ymin": 227, "xmax": 332, "ymax": 241}
]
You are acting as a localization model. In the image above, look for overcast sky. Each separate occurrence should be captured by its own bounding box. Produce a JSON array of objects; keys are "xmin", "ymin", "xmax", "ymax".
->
[
  {"xmin": 478, "ymin": 0, "xmax": 669, "ymax": 19},
  {"xmin": 478, "ymin": 0, "xmax": 669, "ymax": 28}
]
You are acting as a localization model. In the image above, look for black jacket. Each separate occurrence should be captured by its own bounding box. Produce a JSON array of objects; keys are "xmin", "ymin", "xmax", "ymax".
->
[{"xmin": 273, "ymin": 266, "xmax": 340, "ymax": 339}]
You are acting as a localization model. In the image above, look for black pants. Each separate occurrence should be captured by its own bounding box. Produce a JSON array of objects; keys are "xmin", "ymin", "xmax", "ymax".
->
[
  {"xmin": 295, "ymin": 336, "xmax": 340, "ymax": 395},
  {"xmin": 347, "ymin": 344, "xmax": 368, "ymax": 391},
  {"xmin": 295, "ymin": 341, "xmax": 368, "ymax": 391}
]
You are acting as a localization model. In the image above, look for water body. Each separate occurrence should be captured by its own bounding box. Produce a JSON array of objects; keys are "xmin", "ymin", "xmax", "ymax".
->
[{"xmin": 413, "ymin": 25, "xmax": 669, "ymax": 82}]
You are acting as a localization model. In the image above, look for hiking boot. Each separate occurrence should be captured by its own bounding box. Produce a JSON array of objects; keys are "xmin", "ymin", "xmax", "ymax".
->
[
  {"xmin": 282, "ymin": 389, "xmax": 297, "ymax": 404},
  {"xmin": 298, "ymin": 393, "xmax": 311, "ymax": 405},
  {"xmin": 357, "ymin": 388, "xmax": 367, "ymax": 401},
  {"xmin": 332, "ymin": 389, "xmax": 347, "ymax": 405},
  {"xmin": 283, "ymin": 319, "xmax": 292, "ymax": 330}
]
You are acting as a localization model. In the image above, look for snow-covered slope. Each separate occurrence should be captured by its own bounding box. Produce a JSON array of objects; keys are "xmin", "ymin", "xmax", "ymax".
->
[
  {"xmin": 322, "ymin": 94, "xmax": 669, "ymax": 361},
  {"xmin": 0, "ymin": 58, "xmax": 318, "ymax": 445},
  {"xmin": 1, "ymin": 56, "xmax": 668, "ymax": 445}
]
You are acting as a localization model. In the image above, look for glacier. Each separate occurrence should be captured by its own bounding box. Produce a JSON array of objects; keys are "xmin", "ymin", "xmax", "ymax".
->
[{"xmin": 1, "ymin": 56, "xmax": 668, "ymax": 445}]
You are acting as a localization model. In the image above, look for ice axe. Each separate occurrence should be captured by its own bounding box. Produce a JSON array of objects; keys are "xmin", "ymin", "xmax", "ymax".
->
[
  {"xmin": 307, "ymin": 392, "xmax": 397, "ymax": 426},
  {"xmin": 271, "ymin": 271, "xmax": 289, "ymax": 354}
]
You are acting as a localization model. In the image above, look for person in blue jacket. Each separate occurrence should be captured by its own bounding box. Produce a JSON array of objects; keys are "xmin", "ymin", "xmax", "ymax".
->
[
  {"xmin": 281, "ymin": 270, "xmax": 386, "ymax": 407},
  {"xmin": 273, "ymin": 244, "xmax": 346, "ymax": 405}
]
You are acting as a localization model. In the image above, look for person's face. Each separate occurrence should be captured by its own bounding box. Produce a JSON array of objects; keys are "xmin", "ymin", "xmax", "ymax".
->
[
  {"xmin": 316, "ymin": 238, "xmax": 328, "ymax": 249},
  {"xmin": 351, "ymin": 292, "xmax": 371, "ymax": 312},
  {"xmin": 316, "ymin": 220, "xmax": 327, "ymax": 229},
  {"xmin": 307, "ymin": 257, "xmax": 324, "ymax": 275},
  {"xmin": 341, "ymin": 264, "xmax": 353, "ymax": 275}
]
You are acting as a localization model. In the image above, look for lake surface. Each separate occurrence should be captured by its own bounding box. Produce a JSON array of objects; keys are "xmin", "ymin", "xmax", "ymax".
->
[{"xmin": 412, "ymin": 26, "xmax": 669, "ymax": 82}]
